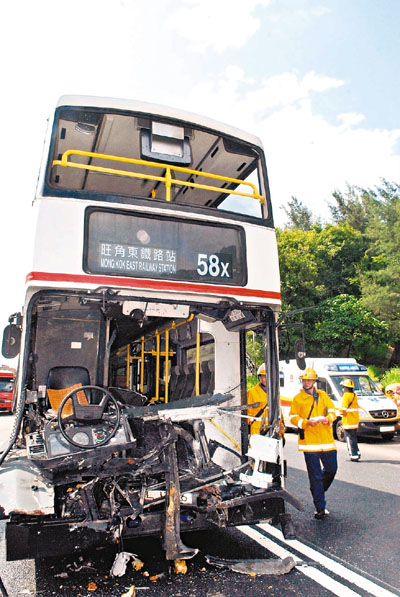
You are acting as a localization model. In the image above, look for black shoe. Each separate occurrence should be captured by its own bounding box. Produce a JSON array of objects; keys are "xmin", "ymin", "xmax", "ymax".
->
[{"xmin": 314, "ymin": 508, "xmax": 329, "ymax": 520}]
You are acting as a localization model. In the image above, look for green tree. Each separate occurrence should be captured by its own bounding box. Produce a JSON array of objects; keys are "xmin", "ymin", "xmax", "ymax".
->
[
  {"xmin": 312, "ymin": 294, "xmax": 389, "ymax": 364},
  {"xmin": 359, "ymin": 182, "xmax": 400, "ymax": 338},
  {"xmin": 246, "ymin": 331, "xmax": 264, "ymax": 370},
  {"xmin": 277, "ymin": 223, "xmax": 366, "ymax": 310},
  {"xmin": 281, "ymin": 196, "xmax": 315, "ymax": 231},
  {"xmin": 277, "ymin": 182, "xmax": 400, "ymax": 365},
  {"xmin": 353, "ymin": 182, "xmax": 400, "ymax": 364},
  {"xmin": 315, "ymin": 223, "xmax": 367, "ymax": 299},
  {"xmin": 276, "ymin": 228, "xmax": 322, "ymax": 312},
  {"xmin": 329, "ymin": 184, "xmax": 377, "ymax": 232},
  {"xmin": 277, "ymin": 212, "xmax": 390, "ymax": 364},
  {"xmin": 246, "ymin": 332, "xmax": 264, "ymax": 389}
]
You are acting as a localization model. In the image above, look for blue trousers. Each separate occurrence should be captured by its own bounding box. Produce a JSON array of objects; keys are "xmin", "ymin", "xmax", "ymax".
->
[
  {"xmin": 304, "ymin": 451, "xmax": 338, "ymax": 510},
  {"xmin": 344, "ymin": 429, "xmax": 360, "ymax": 458}
]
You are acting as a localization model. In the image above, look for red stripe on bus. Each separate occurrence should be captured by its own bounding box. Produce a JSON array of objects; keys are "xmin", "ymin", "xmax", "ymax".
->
[{"xmin": 26, "ymin": 271, "xmax": 281, "ymax": 300}]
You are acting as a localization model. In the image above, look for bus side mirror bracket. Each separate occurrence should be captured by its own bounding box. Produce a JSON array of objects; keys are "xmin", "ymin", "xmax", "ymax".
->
[{"xmin": 277, "ymin": 317, "xmax": 306, "ymax": 370}]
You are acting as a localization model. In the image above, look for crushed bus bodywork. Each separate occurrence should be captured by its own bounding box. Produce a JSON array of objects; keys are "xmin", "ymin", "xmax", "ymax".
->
[
  {"xmin": 0, "ymin": 95, "xmax": 299, "ymax": 563},
  {"xmin": 0, "ymin": 291, "xmax": 300, "ymax": 562}
]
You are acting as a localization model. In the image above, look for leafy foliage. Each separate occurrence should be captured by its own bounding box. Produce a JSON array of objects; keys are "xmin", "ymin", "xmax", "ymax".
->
[
  {"xmin": 278, "ymin": 181, "xmax": 400, "ymax": 366},
  {"xmin": 277, "ymin": 223, "xmax": 367, "ymax": 313},
  {"xmin": 359, "ymin": 182, "xmax": 400, "ymax": 337},
  {"xmin": 367, "ymin": 365, "xmax": 381, "ymax": 381},
  {"xmin": 246, "ymin": 374, "xmax": 259, "ymax": 390},
  {"xmin": 312, "ymin": 294, "xmax": 389, "ymax": 363},
  {"xmin": 380, "ymin": 367, "xmax": 400, "ymax": 387},
  {"xmin": 329, "ymin": 184, "xmax": 377, "ymax": 232},
  {"xmin": 281, "ymin": 196, "xmax": 316, "ymax": 231},
  {"xmin": 246, "ymin": 331, "xmax": 264, "ymax": 370}
]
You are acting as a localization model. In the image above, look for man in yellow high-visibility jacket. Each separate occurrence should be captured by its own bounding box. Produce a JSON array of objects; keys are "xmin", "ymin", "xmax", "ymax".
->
[
  {"xmin": 247, "ymin": 364, "xmax": 285, "ymax": 437},
  {"xmin": 247, "ymin": 363, "xmax": 269, "ymax": 436},
  {"xmin": 340, "ymin": 378, "xmax": 360, "ymax": 461},
  {"xmin": 289, "ymin": 368, "xmax": 337, "ymax": 520}
]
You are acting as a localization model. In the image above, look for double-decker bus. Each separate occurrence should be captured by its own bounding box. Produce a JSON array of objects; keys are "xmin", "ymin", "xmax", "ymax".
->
[{"xmin": 0, "ymin": 96, "xmax": 300, "ymax": 562}]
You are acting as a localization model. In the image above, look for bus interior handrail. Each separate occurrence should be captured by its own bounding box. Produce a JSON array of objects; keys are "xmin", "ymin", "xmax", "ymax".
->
[
  {"xmin": 119, "ymin": 314, "xmax": 196, "ymax": 402},
  {"xmin": 52, "ymin": 149, "xmax": 266, "ymax": 204}
]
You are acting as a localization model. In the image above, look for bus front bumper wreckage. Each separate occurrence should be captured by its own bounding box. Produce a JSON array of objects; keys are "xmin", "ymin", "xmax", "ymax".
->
[{"xmin": 0, "ymin": 394, "xmax": 302, "ymax": 561}]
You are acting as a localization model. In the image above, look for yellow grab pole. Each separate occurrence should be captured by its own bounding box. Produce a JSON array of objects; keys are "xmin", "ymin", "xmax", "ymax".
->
[
  {"xmin": 140, "ymin": 336, "xmax": 145, "ymax": 393},
  {"xmin": 126, "ymin": 345, "xmax": 130, "ymax": 389},
  {"xmin": 195, "ymin": 323, "xmax": 200, "ymax": 396},
  {"xmin": 155, "ymin": 331, "xmax": 160, "ymax": 400},
  {"xmin": 165, "ymin": 166, "xmax": 172, "ymax": 202},
  {"xmin": 165, "ymin": 329, "xmax": 170, "ymax": 403}
]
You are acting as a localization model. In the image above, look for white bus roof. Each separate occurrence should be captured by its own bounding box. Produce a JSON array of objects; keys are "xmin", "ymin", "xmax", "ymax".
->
[{"xmin": 57, "ymin": 95, "xmax": 264, "ymax": 150}]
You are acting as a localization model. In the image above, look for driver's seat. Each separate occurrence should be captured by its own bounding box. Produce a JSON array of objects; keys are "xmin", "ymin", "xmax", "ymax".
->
[{"xmin": 46, "ymin": 366, "xmax": 90, "ymax": 414}]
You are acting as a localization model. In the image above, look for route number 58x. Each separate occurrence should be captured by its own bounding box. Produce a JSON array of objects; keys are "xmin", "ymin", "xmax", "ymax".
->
[{"xmin": 196, "ymin": 254, "xmax": 230, "ymax": 278}]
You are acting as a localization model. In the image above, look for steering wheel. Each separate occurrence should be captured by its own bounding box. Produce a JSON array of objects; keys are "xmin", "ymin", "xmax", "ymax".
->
[{"xmin": 57, "ymin": 385, "xmax": 121, "ymax": 449}]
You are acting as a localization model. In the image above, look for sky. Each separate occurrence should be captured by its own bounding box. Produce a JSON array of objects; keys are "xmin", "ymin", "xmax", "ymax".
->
[{"xmin": 0, "ymin": 0, "xmax": 399, "ymax": 361}]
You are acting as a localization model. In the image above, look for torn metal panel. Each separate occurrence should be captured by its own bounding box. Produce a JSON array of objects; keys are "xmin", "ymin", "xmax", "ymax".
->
[
  {"xmin": 160, "ymin": 424, "xmax": 199, "ymax": 561},
  {"xmin": 240, "ymin": 435, "xmax": 281, "ymax": 489},
  {"xmin": 205, "ymin": 554, "xmax": 296, "ymax": 575},
  {"xmin": 122, "ymin": 300, "xmax": 190, "ymax": 319},
  {"xmin": 124, "ymin": 393, "xmax": 232, "ymax": 421},
  {"xmin": 0, "ymin": 457, "xmax": 54, "ymax": 516}
]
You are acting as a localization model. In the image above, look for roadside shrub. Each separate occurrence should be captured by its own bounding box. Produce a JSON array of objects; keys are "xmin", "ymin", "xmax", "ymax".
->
[
  {"xmin": 367, "ymin": 365, "xmax": 381, "ymax": 381},
  {"xmin": 380, "ymin": 367, "xmax": 400, "ymax": 388}
]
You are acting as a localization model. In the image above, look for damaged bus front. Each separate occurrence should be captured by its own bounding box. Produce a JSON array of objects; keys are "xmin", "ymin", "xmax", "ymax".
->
[{"xmin": 0, "ymin": 96, "xmax": 300, "ymax": 562}]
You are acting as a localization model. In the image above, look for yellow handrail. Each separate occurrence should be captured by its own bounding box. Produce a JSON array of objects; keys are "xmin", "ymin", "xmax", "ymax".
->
[
  {"xmin": 165, "ymin": 329, "xmax": 170, "ymax": 404},
  {"xmin": 195, "ymin": 327, "xmax": 200, "ymax": 396},
  {"xmin": 207, "ymin": 419, "xmax": 241, "ymax": 452},
  {"xmin": 155, "ymin": 331, "xmax": 160, "ymax": 401},
  {"xmin": 140, "ymin": 336, "xmax": 145, "ymax": 393},
  {"xmin": 126, "ymin": 344, "xmax": 130, "ymax": 389},
  {"xmin": 117, "ymin": 314, "xmax": 201, "ymax": 402},
  {"xmin": 52, "ymin": 149, "xmax": 265, "ymax": 204}
]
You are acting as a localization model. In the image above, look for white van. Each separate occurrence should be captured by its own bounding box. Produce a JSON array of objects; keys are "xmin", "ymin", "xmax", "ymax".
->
[{"xmin": 280, "ymin": 358, "xmax": 399, "ymax": 441}]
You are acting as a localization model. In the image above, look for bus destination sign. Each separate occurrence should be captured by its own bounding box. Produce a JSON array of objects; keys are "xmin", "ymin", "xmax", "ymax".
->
[{"xmin": 85, "ymin": 209, "xmax": 246, "ymax": 286}]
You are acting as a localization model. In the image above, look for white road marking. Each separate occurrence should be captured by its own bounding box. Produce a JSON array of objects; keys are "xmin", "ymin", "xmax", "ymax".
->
[
  {"xmin": 258, "ymin": 523, "xmax": 397, "ymax": 597},
  {"xmin": 239, "ymin": 523, "xmax": 397, "ymax": 597},
  {"xmin": 239, "ymin": 525, "xmax": 361, "ymax": 596}
]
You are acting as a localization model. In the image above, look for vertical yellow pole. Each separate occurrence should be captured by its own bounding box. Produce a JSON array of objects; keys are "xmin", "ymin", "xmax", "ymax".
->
[
  {"xmin": 165, "ymin": 329, "xmax": 169, "ymax": 403},
  {"xmin": 155, "ymin": 331, "xmax": 160, "ymax": 400},
  {"xmin": 140, "ymin": 336, "xmax": 145, "ymax": 393},
  {"xmin": 126, "ymin": 345, "xmax": 130, "ymax": 389},
  {"xmin": 165, "ymin": 166, "xmax": 172, "ymax": 201},
  {"xmin": 195, "ymin": 324, "xmax": 200, "ymax": 396}
]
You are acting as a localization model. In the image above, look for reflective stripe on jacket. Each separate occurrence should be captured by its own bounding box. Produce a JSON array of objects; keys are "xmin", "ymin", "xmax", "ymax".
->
[
  {"xmin": 340, "ymin": 390, "xmax": 359, "ymax": 429},
  {"xmin": 289, "ymin": 388, "xmax": 336, "ymax": 452}
]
